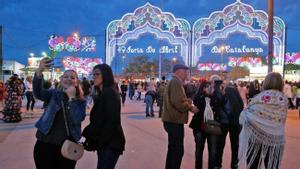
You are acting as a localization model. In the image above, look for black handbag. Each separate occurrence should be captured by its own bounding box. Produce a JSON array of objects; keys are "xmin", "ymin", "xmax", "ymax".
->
[{"xmin": 203, "ymin": 120, "xmax": 222, "ymax": 135}]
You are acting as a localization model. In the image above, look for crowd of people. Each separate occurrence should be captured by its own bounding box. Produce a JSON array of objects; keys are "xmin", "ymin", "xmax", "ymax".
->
[{"xmin": 0, "ymin": 60, "xmax": 299, "ymax": 169}]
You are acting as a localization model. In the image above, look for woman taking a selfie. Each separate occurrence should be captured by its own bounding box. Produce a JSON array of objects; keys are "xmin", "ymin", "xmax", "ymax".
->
[
  {"xmin": 82, "ymin": 64, "xmax": 125, "ymax": 169},
  {"xmin": 33, "ymin": 57, "xmax": 86, "ymax": 169}
]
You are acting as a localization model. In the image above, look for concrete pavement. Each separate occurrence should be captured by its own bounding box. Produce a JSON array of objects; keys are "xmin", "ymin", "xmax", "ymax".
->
[{"xmin": 0, "ymin": 99, "xmax": 300, "ymax": 169}]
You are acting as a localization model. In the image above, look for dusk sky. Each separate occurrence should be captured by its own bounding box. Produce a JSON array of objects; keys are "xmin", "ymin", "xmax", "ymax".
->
[{"xmin": 1, "ymin": 0, "xmax": 300, "ymax": 65}]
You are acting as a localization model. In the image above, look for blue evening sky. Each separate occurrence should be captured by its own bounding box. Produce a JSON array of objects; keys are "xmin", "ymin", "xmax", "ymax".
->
[{"xmin": 1, "ymin": 0, "xmax": 299, "ymax": 65}]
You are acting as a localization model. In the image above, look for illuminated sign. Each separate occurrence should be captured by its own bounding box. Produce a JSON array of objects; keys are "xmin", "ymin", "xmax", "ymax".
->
[
  {"xmin": 117, "ymin": 45, "xmax": 179, "ymax": 54},
  {"xmin": 211, "ymin": 45, "xmax": 264, "ymax": 55}
]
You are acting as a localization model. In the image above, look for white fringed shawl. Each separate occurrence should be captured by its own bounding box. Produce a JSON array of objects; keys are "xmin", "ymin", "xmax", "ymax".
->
[{"xmin": 238, "ymin": 90, "xmax": 288, "ymax": 169}]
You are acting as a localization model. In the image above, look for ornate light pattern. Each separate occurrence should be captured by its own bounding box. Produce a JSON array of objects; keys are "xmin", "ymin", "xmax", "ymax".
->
[
  {"xmin": 193, "ymin": 0, "xmax": 285, "ymax": 68},
  {"xmin": 228, "ymin": 57, "xmax": 262, "ymax": 67},
  {"xmin": 285, "ymin": 53, "xmax": 300, "ymax": 65},
  {"xmin": 49, "ymin": 35, "xmax": 96, "ymax": 52},
  {"xmin": 106, "ymin": 2, "xmax": 191, "ymax": 65},
  {"xmin": 197, "ymin": 63, "xmax": 227, "ymax": 71},
  {"xmin": 62, "ymin": 56, "xmax": 102, "ymax": 75},
  {"xmin": 49, "ymin": 35, "xmax": 64, "ymax": 52}
]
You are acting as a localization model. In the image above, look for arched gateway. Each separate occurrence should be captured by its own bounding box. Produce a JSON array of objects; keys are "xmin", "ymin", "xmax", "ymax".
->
[
  {"xmin": 193, "ymin": 0, "xmax": 285, "ymax": 77},
  {"xmin": 106, "ymin": 3, "xmax": 191, "ymax": 76},
  {"xmin": 106, "ymin": 1, "xmax": 286, "ymax": 78}
]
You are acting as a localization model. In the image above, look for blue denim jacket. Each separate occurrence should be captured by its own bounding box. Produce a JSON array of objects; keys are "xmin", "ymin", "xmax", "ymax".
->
[{"xmin": 33, "ymin": 74, "xmax": 86, "ymax": 141}]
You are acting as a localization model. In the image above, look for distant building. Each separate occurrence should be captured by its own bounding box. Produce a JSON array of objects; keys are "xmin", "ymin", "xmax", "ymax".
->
[{"xmin": 2, "ymin": 60, "xmax": 25, "ymax": 82}]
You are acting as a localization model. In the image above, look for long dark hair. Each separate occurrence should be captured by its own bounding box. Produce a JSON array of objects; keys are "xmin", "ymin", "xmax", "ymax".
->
[
  {"xmin": 93, "ymin": 64, "xmax": 114, "ymax": 87},
  {"xmin": 92, "ymin": 64, "xmax": 119, "ymax": 96},
  {"xmin": 196, "ymin": 80, "xmax": 211, "ymax": 96}
]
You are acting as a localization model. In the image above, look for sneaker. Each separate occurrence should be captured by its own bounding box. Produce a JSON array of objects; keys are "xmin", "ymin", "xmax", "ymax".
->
[{"xmin": 150, "ymin": 113, "xmax": 154, "ymax": 117}]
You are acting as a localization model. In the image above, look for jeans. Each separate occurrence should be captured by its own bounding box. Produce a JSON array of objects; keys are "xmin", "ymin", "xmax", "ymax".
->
[
  {"xmin": 97, "ymin": 147, "xmax": 120, "ymax": 169},
  {"xmin": 145, "ymin": 95, "xmax": 154, "ymax": 115},
  {"xmin": 215, "ymin": 124, "xmax": 241, "ymax": 169},
  {"xmin": 26, "ymin": 91, "xmax": 35, "ymax": 111},
  {"xmin": 163, "ymin": 122, "xmax": 184, "ymax": 169},
  {"xmin": 193, "ymin": 130, "xmax": 218, "ymax": 169},
  {"xmin": 34, "ymin": 140, "xmax": 76, "ymax": 169}
]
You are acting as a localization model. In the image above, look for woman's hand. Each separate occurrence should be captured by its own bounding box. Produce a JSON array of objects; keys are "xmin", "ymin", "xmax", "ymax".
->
[
  {"xmin": 65, "ymin": 86, "xmax": 76, "ymax": 100},
  {"xmin": 36, "ymin": 57, "xmax": 53, "ymax": 77}
]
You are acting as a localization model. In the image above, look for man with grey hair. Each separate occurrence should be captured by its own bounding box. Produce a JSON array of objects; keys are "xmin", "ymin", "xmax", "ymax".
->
[{"xmin": 162, "ymin": 64, "xmax": 198, "ymax": 169}]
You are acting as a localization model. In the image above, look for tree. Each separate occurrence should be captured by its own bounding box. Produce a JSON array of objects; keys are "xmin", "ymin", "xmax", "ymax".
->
[
  {"xmin": 124, "ymin": 55, "xmax": 157, "ymax": 76},
  {"xmin": 228, "ymin": 66, "xmax": 250, "ymax": 80}
]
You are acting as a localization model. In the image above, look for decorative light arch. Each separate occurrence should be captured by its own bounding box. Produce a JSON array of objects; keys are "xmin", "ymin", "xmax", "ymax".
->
[
  {"xmin": 106, "ymin": 2, "xmax": 191, "ymax": 65},
  {"xmin": 192, "ymin": 0, "xmax": 286, "ymax": 68}
]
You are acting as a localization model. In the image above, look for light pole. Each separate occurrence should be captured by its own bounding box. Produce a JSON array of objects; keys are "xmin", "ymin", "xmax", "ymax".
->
[
  {"xmin": 268, "ymin": 0, "xmax": 274, "ymax": 73},
  {"xmin": 220, "ymin": 45, "xmax": 225, "ymax": 71},
  {"xmin": 122, "ymin": 53, "xmax": 126, "ymax": 76}
]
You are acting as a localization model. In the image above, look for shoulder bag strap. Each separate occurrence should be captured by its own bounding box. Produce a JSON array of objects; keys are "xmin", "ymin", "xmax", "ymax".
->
[{"xmin": 61, "ymin": 100, "xmax": 70, "ymax": 137}]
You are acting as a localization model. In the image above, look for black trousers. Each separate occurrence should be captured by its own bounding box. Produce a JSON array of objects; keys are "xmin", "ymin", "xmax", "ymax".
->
[
  {"xmin": 163, "ymin": 122, "xmax": 184, "ymax": 169},
  {"xmin": 34, "ymin": 140, "xmax": 76, "ymax": 169},
  {"xmin": 193, "ymin": 130, "xmax": 218, "ymax": 169},
  {"xmin": 215, "ymin": 124, "xmax": 241, "ymax": 169}
]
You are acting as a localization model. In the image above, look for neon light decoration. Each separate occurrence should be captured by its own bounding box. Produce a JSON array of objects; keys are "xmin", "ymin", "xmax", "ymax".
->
[
  {"xmin": 193, "ymin": 0, "xmax": 286, "ymax": 71},
  {"xmin": 285, "ymin": 53, "xmax": 300, "ymax": 65},
  {"xmin": 106, "ymin": 3, "xmax": 191, "ymax": 66},
  {"xmin": 49, "ymin": 35, "xmax": 96, "ymax": 52},
  {"xmin": 198, "ymin": 63, "xmax": 227, "ymax": 71},
  {"xmin": 49, "ymin": 35, "xmax": 64, "ymax": 52},
  {"xmin": 81, "ymin": 37, "xmax": 96, "ymax": 52},
  {"xmin": 228, "ymin": 57, "xmax": 262, "ymax": 67},
  {"xmin": 62, "ymin": 56, "xmax": 102, "ymax": 75},
  {"xmin": 65, "ymin": 35, "xmax": 81, "ymax": 52}
]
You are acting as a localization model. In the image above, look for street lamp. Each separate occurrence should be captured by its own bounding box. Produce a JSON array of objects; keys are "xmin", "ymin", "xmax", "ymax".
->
[
  {"xmin": 41, "ymin": 52, "xmax": 47, "ymax": 57},
  {"xmin": 122, "ymin": 53, "xmax": 126, "ymax": 75},
  {"xmin": 172, "ymin": 57, "xmax": 177, "ymax": 63},
  {"xmin": 29, "ymin": 53, "xmax": 35, "ymax": 57}
]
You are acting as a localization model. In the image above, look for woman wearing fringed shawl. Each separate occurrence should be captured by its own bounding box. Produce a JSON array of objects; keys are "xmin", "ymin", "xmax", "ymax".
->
[{"xmin": 238, "ymin": 72, "xmax": 288, "ymax": 169}]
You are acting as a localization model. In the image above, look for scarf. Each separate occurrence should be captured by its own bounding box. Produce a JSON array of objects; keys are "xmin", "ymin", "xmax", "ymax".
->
[
  {"xmin": 204, "ymin": 97, "xmax": 214, "ymax": 122},
  {"xmin": 238, "ymin": 90, "xmax": 288, "ymax": 169}
]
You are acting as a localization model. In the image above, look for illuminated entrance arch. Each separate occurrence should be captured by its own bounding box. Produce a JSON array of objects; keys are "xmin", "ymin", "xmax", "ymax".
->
[
  {"xmin": 106, "ymin": 3, "xmax": 191, "ymax": 73},
  {"xmin": 192, "ymin": 0, "xmax": 286, "ymax": 74}
]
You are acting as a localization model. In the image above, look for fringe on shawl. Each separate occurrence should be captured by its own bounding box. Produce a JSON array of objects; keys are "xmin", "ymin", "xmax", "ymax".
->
[{"xmin": 238, "ymin": 121, "xmax": 285, "ymax": 169}]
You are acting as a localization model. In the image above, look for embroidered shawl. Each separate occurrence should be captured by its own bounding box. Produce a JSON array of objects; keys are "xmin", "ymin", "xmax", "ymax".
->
[{"xmin": 238, "ymin": 90, "xmax": 288, "ymax": 169}]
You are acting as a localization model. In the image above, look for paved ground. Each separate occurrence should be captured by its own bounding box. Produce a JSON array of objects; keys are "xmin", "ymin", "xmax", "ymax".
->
[{"xmin": 0, "ymin": 98, "xmax": 300, "ymax": 169}]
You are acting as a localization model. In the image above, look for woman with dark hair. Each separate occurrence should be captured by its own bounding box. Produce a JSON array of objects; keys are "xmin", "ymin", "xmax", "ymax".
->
[
  {"xmin": 33, "ymin": 57, "xmax": 86, "ymax": 169},
  {"xmin": 82, "ymin": 64, "xmax": 126, "ymax": 169},
  {"xmin": 239, "ymin": 72, "xmax": 288, "ymax": 169},
  {"xmin": 189, "ymin": 80, "xmax": 218, "ymax": 169}
]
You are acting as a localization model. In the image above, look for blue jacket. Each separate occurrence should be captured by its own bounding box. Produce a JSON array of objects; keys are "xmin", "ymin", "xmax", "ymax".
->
[{"xmin": 33, "ymin": 74, "xmax": 86, "ymax": 141}]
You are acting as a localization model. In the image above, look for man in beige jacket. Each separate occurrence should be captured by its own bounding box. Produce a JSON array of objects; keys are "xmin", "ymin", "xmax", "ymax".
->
[{"xmin": 162, "ymin": 64, "xmax": 198, "ymax": 169}]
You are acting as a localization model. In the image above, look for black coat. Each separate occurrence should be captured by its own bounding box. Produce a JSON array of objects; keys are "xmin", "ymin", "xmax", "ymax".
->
[
  {"xmin": 224, "ymin": 85, "xmax": 244, "ymax": 125},
  {"xmin": 189, "ymin": 93, "xmax": 209, "ymax": 131},
  {"xmin": 82, "ymin": 87, "xmax": 125, "ymax": 153}
]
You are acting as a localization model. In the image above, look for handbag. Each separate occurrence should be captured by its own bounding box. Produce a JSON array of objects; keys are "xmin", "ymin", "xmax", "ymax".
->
[
  {"xmin": 61, "ymin": 100, "xmax": 84, "ymax": 161},
  {"xmin": 203, "ymin": 97, "xmax": 222, "ymax": 135},
  {"xmin": 203, "ymin": 120, "xmax": 222, "ymax": 135}
]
